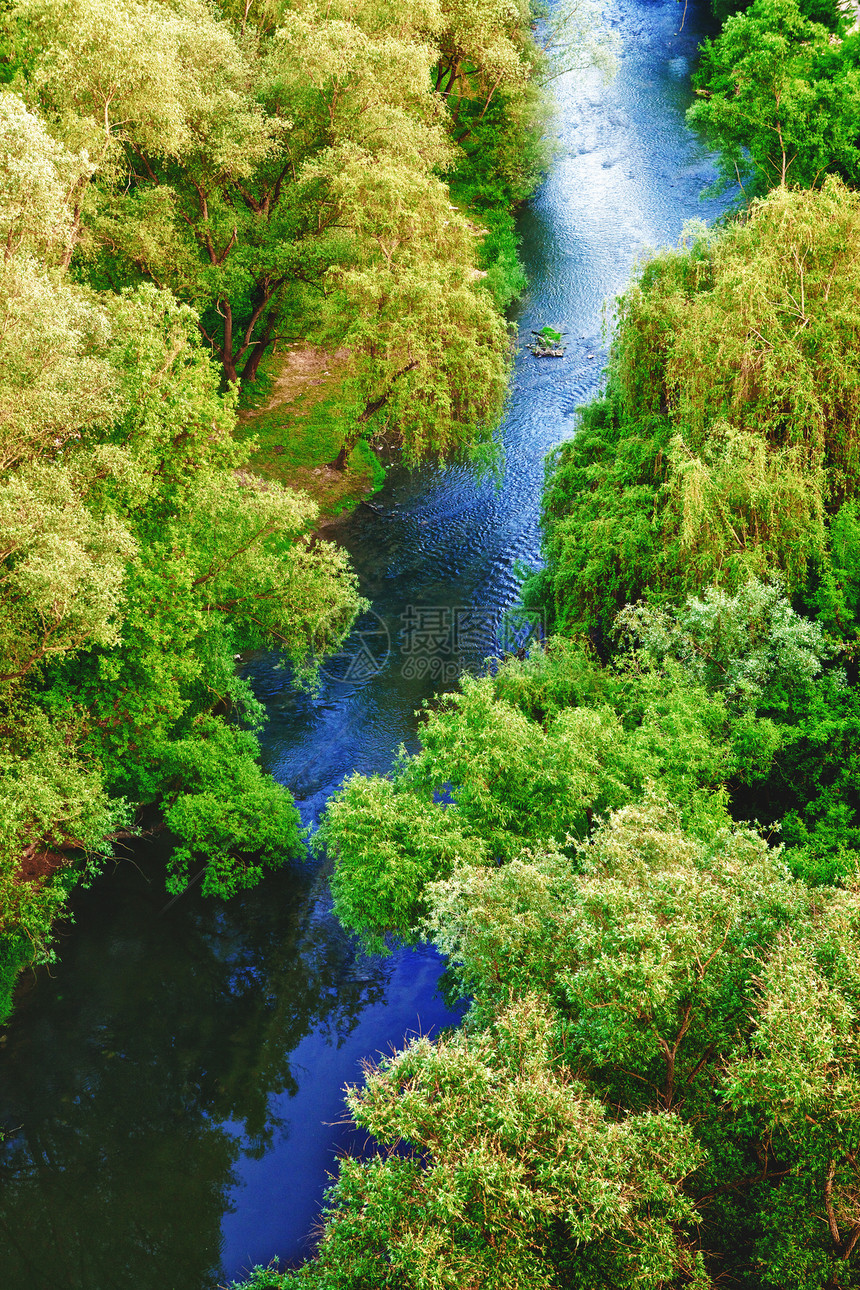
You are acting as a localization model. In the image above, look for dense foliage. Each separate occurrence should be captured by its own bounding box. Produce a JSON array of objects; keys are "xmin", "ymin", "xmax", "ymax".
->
[
  {"xmin": 1, "ymin": 0, "xmax": 593, "ymax": 466},
  {"xmin": 691, "ymin": 0, "xmax": 860, "ymax": 194},
  {"xmin": 0, "ymin": 86, "xmax": 364, "ymax": 1014},
  {"xmin": 0, "ymin": 0, "xmax": 577, "ymax": 1018},
  {"xmin": 238, "ymin": 181, "xmax": 860, "ymax": 1288},
  {"xmin": 13, "ymin": 0, "xmax": 860, "ymax": 1279},
  {"xmin": 529, "ymin": 180, "xmax": 860, "ymax": 641}
]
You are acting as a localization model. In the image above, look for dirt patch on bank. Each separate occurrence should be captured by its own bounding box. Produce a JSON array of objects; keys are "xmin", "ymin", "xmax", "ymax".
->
[
  {"xmin": 237, "ymin": 344, "xmax": 381, "ymax": 518},
  {"xmin": 238, "ymin": 345, "xmax": 352, "ymax": 423},
  {"xmin": 19, "ymin": 846, "xmax": 68, "ymax": 884}
]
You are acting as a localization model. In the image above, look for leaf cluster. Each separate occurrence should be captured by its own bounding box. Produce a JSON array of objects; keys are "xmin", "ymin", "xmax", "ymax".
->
[
  {"xmin": 286, "ymin": 183, "xmax": 860, "ymax": 1288},
  {"xmin": 0, "ymin": 103, "xmax": 365, "ymax": 987}
]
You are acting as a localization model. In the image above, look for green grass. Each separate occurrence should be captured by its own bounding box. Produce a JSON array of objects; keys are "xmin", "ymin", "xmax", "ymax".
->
[{"xmin": 236, "ymin": 347, "xmax": 385, "ymax": 519}]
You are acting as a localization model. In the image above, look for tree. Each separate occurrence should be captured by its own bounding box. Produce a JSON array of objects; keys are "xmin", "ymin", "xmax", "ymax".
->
[
  {"xmin": 0, "ymin": 710, "xmax": 129, "ymax": 1007},
  {"xmin": 688, "ymin": 0, "xmax": 860, "ymax": 195},
  {"xmin": 9, "ymin": 0, "xmax": 509, "ymax": 416},
  {"xmin": 244, "ymin": 998, "xmax": 707, "ymax": 1290},
  {"xmin": 0, "ymin": 88, "xmax": 92, "ymax": 263},
  {"xmin": 11, "ymin": 0, "xmax": 284, "ymax": 376},
  {"xmin": 723, "ymin": 922, "xmax": 860, "ymax": 1288},
  {"xmin": 26, "ymin": 283, "xmax": 363, "ymax": 896},
  {"xmin": 250, "ymin": 789, "xmax": 860, "ymax": 1287},
  {"xmin": 300, "ymin": 141, "xmax": 510, "ymax": 469},
  {"xmin": 427, "ymin": 797, "xmax": 860, "ymax": 1285},
  {"xmin": 4, "ymin": 0, "xmax": 605, "ymax": 469},
  {"xmin": 0, "ymin": 163, "xmax": 364, "ymax": 1000},
  {"xmin": 615, "ymin": 578, "xmax": 831, "ymax": 714},
  {"xmin": 318, "ymin": 637, "xmax": 754, "ymax": 949},
  {"xmin": 531, "ymin": 180, "xmax": 860, "ymax": 640}
]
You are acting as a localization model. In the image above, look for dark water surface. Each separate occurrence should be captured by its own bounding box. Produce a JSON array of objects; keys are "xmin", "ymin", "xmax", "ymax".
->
[{"xmin": 0, "ymin": 3, "xmax": 730, "ymax": 1285}]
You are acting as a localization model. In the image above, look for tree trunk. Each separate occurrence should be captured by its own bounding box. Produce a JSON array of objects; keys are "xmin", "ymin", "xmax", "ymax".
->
[
  {"xmin": 328, "ymin": 427, "xmax": 361, "ymax": 472},
  {"xmin": 328, "ymin": 362, "xmax": 418, "ymax": 470},
  {"xmin": 241, "ymin": 336, "xmax": 270, "ymax": 384},
  {"xmin": 220, "ymin": 300, "xmax": 239, "ymax": 383}
]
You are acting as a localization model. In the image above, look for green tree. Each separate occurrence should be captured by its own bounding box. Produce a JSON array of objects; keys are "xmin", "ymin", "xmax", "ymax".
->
[
  {"xmin": 241, "ymin": 997, "xmax": 707, "ymax": 1290},
  {"xmin": 28, "ymin": 284, "xmax": 363, "ymax": 896},
  {"xmin": 429, "ymin": 799, "xmax": 860, "ymax": 1285},
  {"xmin": 7, "ymin": 0, "xmax": 513, "ymax": 468},
  {"xmin": 723, "ymin": 923, "xmax": 860, "ymax": 1287},
  {"xmin": 253, "ymin": 792, "xmax": 860, "ymax": 1287},
  {"xmin": 688, "ymin": 0, "xmax": 860, "ymax": 195},
  {"xmin": 318, "ymin": 639, "xmax": 751, "ymax": 948},
  {"xmin": 12, "ymin": 0, "xmax": 284, "ymax": 374},
  {"xmin": 531, "ymin": 180, "xmax": 860, "ymax": 640},
  {"xmin": 0, "ymin": 244, "xmax": 363, "ymax": 1010}
]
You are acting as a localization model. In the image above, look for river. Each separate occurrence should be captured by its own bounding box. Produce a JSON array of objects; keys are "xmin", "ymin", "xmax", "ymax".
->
[{"xmin": 0, "ymin": 2, "xmax": 729, "ymax": 1285}]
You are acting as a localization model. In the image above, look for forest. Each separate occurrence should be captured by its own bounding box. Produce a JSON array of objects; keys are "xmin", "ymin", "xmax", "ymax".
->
[
  {"xmin": 2, "ymin": 0, "xmax": 860, "ymax": 1284},
  {"xmin": 233, "ymin": 0, "xmax": 860, "ymax": 1286},
  {"xmin": 0, "ymin": 0, "xmax": 579, "ymax": 1018}
]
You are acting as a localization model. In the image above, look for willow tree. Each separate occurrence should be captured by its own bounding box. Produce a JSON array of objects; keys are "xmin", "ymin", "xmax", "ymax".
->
[
  {"xmin": 260, "ymin": 0, "xmax": 510, "ymax": 466},
  {"xmin": 530, "ymin": 179, "xmax": 860, "ymax": 640},
  {"xmin": 0, "ymin": 91, "xmax": 364, "ymax": 1017},
  {"xmin": 9, "ymin": 0, "xmax": 286, "ymax": 381},
  {"xmin": 4, "ymin": 0, "xmax": 609, "ymax": 469},
  {"xmin": 307, "ymin": 150, "xmax": 510, "ymax": 468}
]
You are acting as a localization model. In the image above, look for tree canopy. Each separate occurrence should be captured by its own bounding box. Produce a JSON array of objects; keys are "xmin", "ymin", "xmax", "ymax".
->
[
  {"xmin": 689, "ymin": 0, "xmax": 860, "ymax": 194},
  {"xmin": 244, "ymin": 180, "xmax": 860, "ymax": 1290},
  {"xmin": 0, "ymin": 84, "xmax": 368, "ymax": 1016},
  {"xmin": 528, "ymin": 180, "xmax": 860, "ymax": 641},
  {"xmin": 1, "ymin": 0, "xmax": 598, "ymax": 467},
  {"xmin": 0, "ymin": 0, "xmax": 590, "ymax": 1013}
]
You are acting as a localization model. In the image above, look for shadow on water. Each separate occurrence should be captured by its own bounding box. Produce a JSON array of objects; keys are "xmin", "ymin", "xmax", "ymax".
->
[
  {"xmin": 0, "ymin": 0, "xmax": 732, "ymax": 1284},
  {"xmin": 0, "ymin": 842, "xmax": 398, "ymax": 1287}
]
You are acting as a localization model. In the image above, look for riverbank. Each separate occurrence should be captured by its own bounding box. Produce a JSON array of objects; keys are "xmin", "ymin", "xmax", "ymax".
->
[
  {"xmin": 0, "ymin": 0, "xmax": 737, "ymax": 1280},
  {"xmin": 236, "ymin": 346, "xmax": 385, "ymax": 523}
]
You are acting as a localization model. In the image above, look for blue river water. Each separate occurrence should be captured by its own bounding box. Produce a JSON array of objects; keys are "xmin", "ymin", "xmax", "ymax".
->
[{"xmin": 0, "ymin": 2, "xmax": 730, "ymax": 1285}]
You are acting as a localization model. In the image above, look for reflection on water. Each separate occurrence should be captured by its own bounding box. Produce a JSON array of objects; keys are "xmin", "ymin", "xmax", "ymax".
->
[
  {"xmin": 0, "ymin": 846, "xmax": 392, "ymax": 1288},
  {"xmin": 0, "ymin": 0, "xmax": 731, "ymax": 1285}
]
